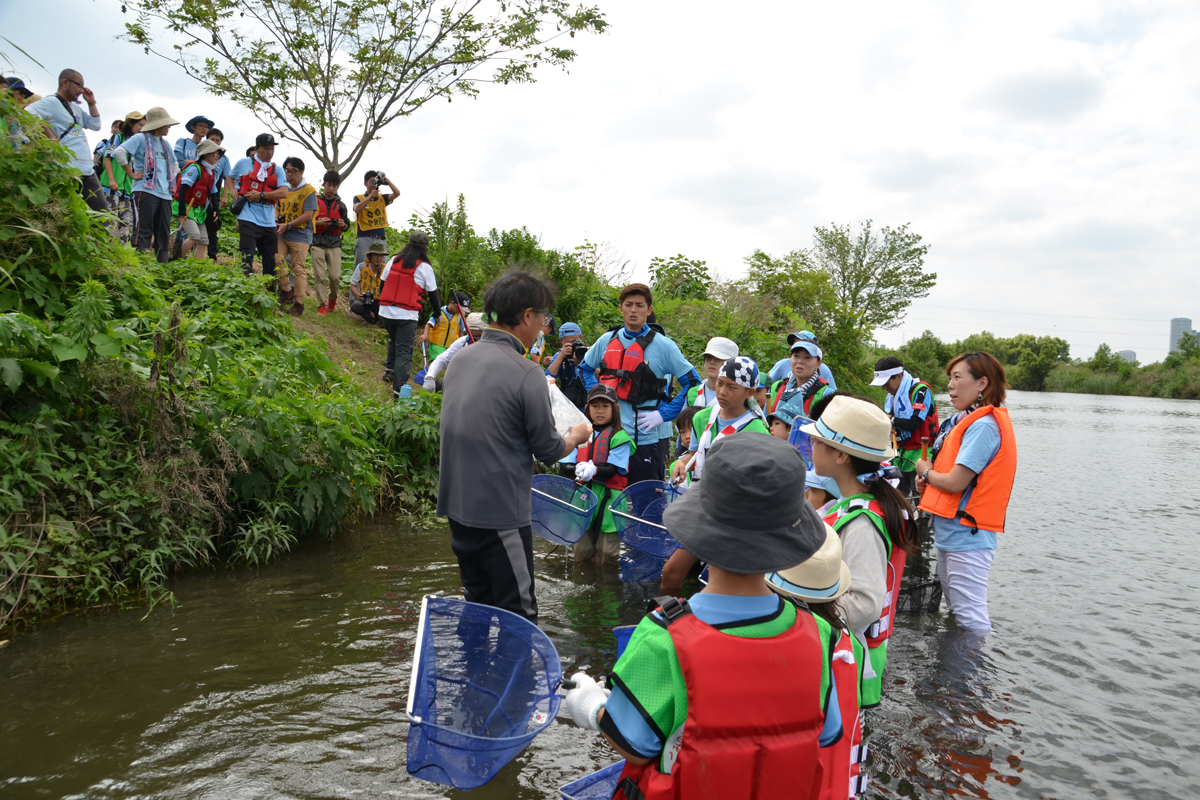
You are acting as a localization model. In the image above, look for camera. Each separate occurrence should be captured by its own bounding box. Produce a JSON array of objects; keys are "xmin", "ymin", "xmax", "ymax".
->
[
  {"xmin": 374, "ymin": 171, "xmax": 387, "ymax": 185},
  {"xmin": 362, "ymin": 291, "xmax": 377, "ymax": 303},
  {"xmin": 570, "ymin": 342, "xmax": 588, "ymax": 360}
]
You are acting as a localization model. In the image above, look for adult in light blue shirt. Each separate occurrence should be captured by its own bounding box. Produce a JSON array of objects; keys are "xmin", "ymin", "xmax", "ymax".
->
[
  {"xmin": 174, "ymin": 115, "xmax": 213, "ymax": 165},
  {"xmin": 230, "ymin": 133, "xmax": 289, "ymax": 278},
  {"xmin": 111, "ymin": 106, "xmax": 182, "ymax": 262},
  {"xmin": 113, "ymin": 129, "xmax": 178, "ymax": 199},
  {"xmin": 581, "ymin": 284, "xmax": 699, "ymax": 483},
  {"xmin": 25, "ymin": 68, "xmax": 107, "ymax": 212},
  {"xmin": 231, "ymin": 156, "xmax": 284, "ymax": 228}
]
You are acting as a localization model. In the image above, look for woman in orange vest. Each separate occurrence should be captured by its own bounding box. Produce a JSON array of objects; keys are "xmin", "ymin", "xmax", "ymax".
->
[{"xmin": 914, "ymin": 352, "xmax": 1017, "ymax": 633}]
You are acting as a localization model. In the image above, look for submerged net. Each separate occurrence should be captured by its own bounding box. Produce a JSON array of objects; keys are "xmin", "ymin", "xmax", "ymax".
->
[
  {"xmin": 610, "ymin": 481, "xmax": 684, "ymax": 560},
  {"xmin": 561, "ymin": 761, "xmax": 627, "ymax": 800},
  {"xmin": 619, "ymin": 546, "xmax": 666, "ymax": 584},
  {"xmin": 531, "ymin": 475, "xmax": 599, "ymax": 546},
  {"xmin": 406, "ymin": 596, "xmax": 564, "ymax": 789}
]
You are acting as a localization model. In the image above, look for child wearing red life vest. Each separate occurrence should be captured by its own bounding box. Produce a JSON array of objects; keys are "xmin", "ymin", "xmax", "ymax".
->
[
  {"xmin": 558, "ymin": 384, "xmax": 635, "ymax": 565},
  {"xmin": 564, "ymin": 435, "xmax": 840, "ymax": 800},
  {"xmin": 766, "ymin": 523, "xmax": 868, "ymax": 800},
  {"xmin": 800, "ymin": 395, "xmax": 918, "ymax": 708}
]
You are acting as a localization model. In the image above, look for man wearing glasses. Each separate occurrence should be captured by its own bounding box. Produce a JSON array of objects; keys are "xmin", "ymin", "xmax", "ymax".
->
[
  {"xmin": 27, "ymin": 69, "xmax": 107, "ymax": 212},
  {"xmin": 275, "ymin": 156, "xmax": 318, "ymax": 315}
]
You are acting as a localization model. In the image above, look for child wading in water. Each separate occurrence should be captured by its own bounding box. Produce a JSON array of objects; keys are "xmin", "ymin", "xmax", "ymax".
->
[
  {"xmin": 667, "ymin": 405, "xmax": 700, "ymax": 486},
  {"xmin": 664, "ymin": 356, "xmax": 769, "ymax": 588},
  {"xmin": 768, "ymin": 332, "xmax": 832, "ymax": 417},
  {"xmin": 559, "ymin": 384, "xmax": 635, "ymax": 565},
  {"xmin": 564, "ymin": 435, "xmax": 839, "ymax": 799},
  {"xmin": 802, "ymin": 395, "xmax": 918, "ymax": 708}
]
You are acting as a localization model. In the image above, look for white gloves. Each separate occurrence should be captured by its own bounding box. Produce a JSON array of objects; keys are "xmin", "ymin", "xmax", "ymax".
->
[
  {"xmin": 637, "ymin": 410, "xmax": 665, "ymax": 434},
  {"xmin": 565, "ymin": 672, "xmax": 610, "ymax": 731},
  {"xmin": 575, "ymin": 460, "xmax": 598, "ymax": 482},
  {"xmin": 422, "ymin": 377, "xmax": 436, "ymax": 392}
]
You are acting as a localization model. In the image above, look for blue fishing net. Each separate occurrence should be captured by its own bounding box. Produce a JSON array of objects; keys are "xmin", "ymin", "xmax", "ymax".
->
[
  {"xmin": 788, "ymin": 413, "xmax": 815, "ymax": 469},
  {"xmin": 561, "ymin": 761, "xmax": 626, "ymax": 800},
  {"xmin": 610, "ymin": 481, "xmax": 684, "ymax": 560},
  {"xmin": 619, "ymin": 546, "xmax": 666, "ymax": 584},
  {"xmin": 531, "ymin": 475, "xmax": 599, "ymax": 546},
  {"xmin": 406, "ymin": 596, "xmax": 564, "ymax": 789}
]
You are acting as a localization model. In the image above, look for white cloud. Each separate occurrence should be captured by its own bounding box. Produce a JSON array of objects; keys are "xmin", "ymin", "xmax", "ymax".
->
[{"xmin": 974, "ymin": 66, "xmax": 1106, "ymax": 123}]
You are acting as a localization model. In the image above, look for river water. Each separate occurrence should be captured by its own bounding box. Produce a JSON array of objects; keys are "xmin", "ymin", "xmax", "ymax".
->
[{"xmin": 3, "ymin": 391, "xmax": 1199, "ymax": 799}]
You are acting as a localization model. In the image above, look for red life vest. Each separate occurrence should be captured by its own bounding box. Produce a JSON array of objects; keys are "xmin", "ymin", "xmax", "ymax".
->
[
  {"xmin": 613, "ymin": 599, "xmax": 826, "ymax": 800},
  {"xmin": 314, "ymin": 195, "xmax": 345, "ymax": 235},
  {"xmin": 818, "ymin": 625, "xmax": 867, "ymax": 800},
  {"xmin": 236, "ymin": 161, "xmax": 280, "ymax": 205},
  {"xmin": 378, "ymin": 257, "xmax": 426, "ymax": 311},
  {"xmin": 598, "ymin": 329, "xmax": 669, "ymax": 406},
  {"xmin": 768, "ymin": 377, "xmax": 830, "ymax": 416},
  {"xmin": 895, "ymin": 380, "xmax": 940, "ymax": 451},
  {"xmin": 173, "ymin": 161, "xmax": 215, "ymax": 210},
  {"xmin": 576, "ymin": 428, "xmax": 628, "ymax": 491},
  {"xmin": 824, "ymin": 497, "xmax": 906, "ymax": 707}
]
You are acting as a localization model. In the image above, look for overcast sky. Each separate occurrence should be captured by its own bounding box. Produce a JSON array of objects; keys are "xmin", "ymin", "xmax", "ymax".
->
[{"xmin": 3, "ymin": 0, "xmax": 1197, "ymax": 361}]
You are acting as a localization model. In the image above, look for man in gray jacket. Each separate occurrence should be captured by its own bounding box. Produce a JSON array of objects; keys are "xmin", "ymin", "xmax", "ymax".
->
[{"xmin": 438, "ymin": 271, "xmax": 591, "ymax": 622}]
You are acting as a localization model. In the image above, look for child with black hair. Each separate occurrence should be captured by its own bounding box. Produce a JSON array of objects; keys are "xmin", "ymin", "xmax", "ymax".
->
[
  {"xmin": 559, "ymin": 384, "xmax": 635, "ymax": 564},
  {"xmin": 668, "ymin": 405, "xmax": 701, "ymax": 485},
  {"xmin": 801, "ymin": 395, "xmax": 918, "ymax": 708}
]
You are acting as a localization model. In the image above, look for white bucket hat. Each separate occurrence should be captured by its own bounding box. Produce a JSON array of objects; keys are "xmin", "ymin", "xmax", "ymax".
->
[
  {"xmin": 765, "ymin": 523, "xmax": 852, "ymax": 603},
  {"xmin": 194, "ymin": 139, "xmax": 221, "ymax": 158},
  {"xmin": 702, "ymin": 336, "xmax": 738, "ymax": 361},
  {"xmin": 143, "ymin": 106, "xmax": 180, "ymax": 131},
  {"xmin": 800, "ymin": 396, "xmax": 896, "ymax": 461}
]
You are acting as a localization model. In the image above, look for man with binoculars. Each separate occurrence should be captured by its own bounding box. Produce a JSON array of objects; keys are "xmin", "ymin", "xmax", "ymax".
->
[
  {"xmin": 546, "ymin": 321, "xmax": 589, "ymax": 410},
  {"xmin": 352, "ymin": 169, "xmax": 400, "ymax": 268}
]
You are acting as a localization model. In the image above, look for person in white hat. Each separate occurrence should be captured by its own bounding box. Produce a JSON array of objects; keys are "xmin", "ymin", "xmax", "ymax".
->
[
  {"xmin": 801, "ymin": 395, "xmax": 918, "ymax": 709},
  {"xmin": 112, "ymin": 106, "xmax": 181, "ymax": 262},
  {"xmin": 173, "ymin": 138, "xmax": 223, "ymax": 260},
  {"xmin": 686, "ymin": 336, "xmax": 738, "ymax": 408},
  {"xmin": 422, "ymin": 311, "xmax": 486, "ymax": 391},
  {"xmin": 765, "ymin": 524, "xmax": 868, "ymax": 800},
  {"xmin": 871, "ymin": 355, "xmax": 939, "ymax": 497}
]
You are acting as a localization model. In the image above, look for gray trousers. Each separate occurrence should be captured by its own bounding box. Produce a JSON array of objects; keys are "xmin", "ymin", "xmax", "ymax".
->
[{"xmin": 382, "ymin": 317, "xmax": 418, "ymax": 393}]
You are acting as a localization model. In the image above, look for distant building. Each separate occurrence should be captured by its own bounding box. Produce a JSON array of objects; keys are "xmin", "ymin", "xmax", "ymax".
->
[
  {"xmin": 1170, "ymin": 318, "xmax": 1198, "ymax": 352},
  {"xmin": 1118, "ymin": 350, "xmax": 1137, "ymax": 363}
]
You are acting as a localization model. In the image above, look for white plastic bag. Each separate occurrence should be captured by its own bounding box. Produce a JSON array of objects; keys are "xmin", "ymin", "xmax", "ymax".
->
[{"xmin": 548, "ymin": 379, "xmax": 590, "ymax": 438}]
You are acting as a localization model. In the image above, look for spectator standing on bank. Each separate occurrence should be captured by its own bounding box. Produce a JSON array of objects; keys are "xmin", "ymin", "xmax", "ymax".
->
[
  {"xmin": 582, "ymin": 283, "xmax": 700, "ymax": 484},
  {"xmin": 203, "ymin": 128, "xmax": 234, "ymax": 261},
  {"xmin": 112, "ymin": 107, "xmax": 180, "ymax": 262},
  {"xmin": 438, "ymin": 271, "xmax": 592, "ymax": 621},
  {"xmin": 3, "ymin": 77, "xmax": 33, "ymax": 105},
  {"xmin": 173, "ymin": 138, "xmax": 222, "ymax": 260},
  {"xmin": 547, "ymin": 321, "xmax": 588, "ymax": 410},
  {"xmin": 352, "ymin": 170, "xmax": 399, "ymax": 267},
  {"xmin": 231, "ymin": 133, "xmax": 288, "ymax": 281},
  {"xmin": 275, "ymin": 156, "xmax": 317, "ymax": 315},
  {"xmin": 27, "ymin": 69, "xmax": 107, "ymax": 212},
  {"xmin": 378, "ymin": 231, "xmax": 441, "ymax": 398},
  {"xmin": 173, "ymin": 115, "xmax": 212, "ymax": 165},
  {"xmin": 349, "ymin": 240, "xmax": 385, "ymax": 324},
  {"xmin": 101, "ymin": 110, "xmax": 144, "ymax": 244},
  {"xmin": 311, "ymin": 170, "xmax": 349, "ymax": 315}
]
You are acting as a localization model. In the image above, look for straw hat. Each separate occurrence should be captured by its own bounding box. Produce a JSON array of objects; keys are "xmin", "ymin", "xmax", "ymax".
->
[
  {"xmin": 143, "ymin": 107, "xmax": 180, "ymax": 131},
  {"xmin": 123, "ymin": 110, "xmax": 145, "ymax": 124},
  {"xmin": 765, "ymin": 523, "xmax": 851, "ymax": 603},
  {"xmin": 800, "ymin": 396, "xmax": 896, "ymax": 461}
]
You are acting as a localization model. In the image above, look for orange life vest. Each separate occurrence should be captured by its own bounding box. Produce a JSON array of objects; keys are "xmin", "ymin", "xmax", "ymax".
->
[
  {"xmin": 597, "ymin": 329, "xmax": 669, "ymax": 406},
  {"xmin": 378, "ymin": 257, "xmax": 426, "ymax": 311},
  {"xmin": 919, "ymin": 406, "xmax": 1017, "ymax": 534}
]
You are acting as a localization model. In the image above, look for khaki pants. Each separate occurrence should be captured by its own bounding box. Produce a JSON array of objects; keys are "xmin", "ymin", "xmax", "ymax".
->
[
  {"xmin": 573, "ymin": 532, "xmax": 621, "ymax": 565},
  {"xmin": 310, "ymin": 245, "xmax": 342, "ymax": 306},
  {"xmin": 276, "ymin": 238, "xmax": 310, "ymax": 303}
]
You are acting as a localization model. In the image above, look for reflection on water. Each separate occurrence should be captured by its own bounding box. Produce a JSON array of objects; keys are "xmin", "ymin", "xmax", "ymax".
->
[{"xmin": 2, "ymin": 392, "xmax": 1199, "ymax": 799}]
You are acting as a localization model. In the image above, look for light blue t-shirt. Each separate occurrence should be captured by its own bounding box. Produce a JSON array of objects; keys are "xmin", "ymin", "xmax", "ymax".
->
[
  {"xmin": 26, "ymin": 95, "xmax": 100, "ymax": 175},
  {"xmin": 231, "ymin": 158, "xmax": 282, "ymax": 227},
  {"xmin": 212, "ymin": 153, "xmax": 232, "ymax": 188},
  {"xmin": 581, "ymin": 327, "xmax": 699, "ymax": 444},
  {"xmin": 932, "ymin": 414, "xmax": 1001, "ymax": 552},
  {"xmin": 769, "ymin": 358, "xmax": 837, "ymax": 391},
  {"xmin": 174, "ymin": 135, "xmax": 199, "ymax": 165},
  {"xmin": 603, "ymin": 593, "xmax": 842, "ymax": 756},
  {"xmin": 114, "ymin": 133, "xmax": 177, "ymax": 199}
]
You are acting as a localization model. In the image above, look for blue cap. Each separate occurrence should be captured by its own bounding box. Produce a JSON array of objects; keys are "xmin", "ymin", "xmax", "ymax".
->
[
  {"xmin": 186, "ymin": 115, "xmax": 215, "ymax": 133},
  {"xmin": 767, "ymin": 405, "xmax": 798, "ymax": 428},
  {"xmin": 805, "ymin": 471, "xmax": 841, "ymax": 499},
  {"xmin": 559, "ymin": 321, "xmax": 581, "ymax": 337},
  {"xmin": 4, "ymin": 77, "xmax": 32, "ymax": 98}
]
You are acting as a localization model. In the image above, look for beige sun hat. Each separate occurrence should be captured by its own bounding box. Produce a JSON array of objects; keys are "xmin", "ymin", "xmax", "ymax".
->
[
  {"xmin": 765, "ymin": 523, "xmax": 851, "ymax": 603},
  {"xmin": 143, "ymin": 106, "xmax": 180, "ymax": 131},
  {"xmin": 195, "ymin": 139, "xmax": 221, "ymax": 158},
  {"xmin": 801, "ymin": 395, "xmax": 896, "ymax": 461},
  {"xmin": 466, "ymin": 312, "xmax": 486, "ymax": 329}
]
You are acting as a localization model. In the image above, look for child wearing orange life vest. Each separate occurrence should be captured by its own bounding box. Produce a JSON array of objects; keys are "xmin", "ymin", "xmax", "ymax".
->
[
  {"xmin": 558, "ymin": 384, "xmax": 635, "ymax": 565},
  {"xmin": 766, "ymin": 524, "xmax": 869, "ymax": 800},
  {"xmin": 800, "ymin": 395, "xmax": 918, "ymax": 708},
  {"xmin": 564, "ymin": 435, "xmax": 840, "ymax": 800}
]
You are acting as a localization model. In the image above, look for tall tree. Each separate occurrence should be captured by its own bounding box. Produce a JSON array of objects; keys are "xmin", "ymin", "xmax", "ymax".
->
[
  {"xmin": 806, "ymin": 220, "xmax": 934, "ymax": 331},
  {"xmin": 120, "ymin": 0, "xmax": 607, "ymax": 175},
  {"xmin": 649, "ymin": 254, "xmax": 711, "ymax": 302}
]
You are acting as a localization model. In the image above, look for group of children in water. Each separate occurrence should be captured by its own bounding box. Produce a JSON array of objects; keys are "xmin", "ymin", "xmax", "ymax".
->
[{"xmin": 560, "ymin": 329, "xmax": 1017, "ymax": 799}]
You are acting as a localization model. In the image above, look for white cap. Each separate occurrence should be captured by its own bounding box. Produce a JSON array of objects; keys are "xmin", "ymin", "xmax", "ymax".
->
[
  {"xmin": 702, "ymin": 337, "xmax": 739, "ymax": 361},
  {"xmin": 466, "ymin": 312, "xmax": 486, "ymax": 329},
  {"xmin": 870, "ymin": 366, "xmax": 904, "ymax": 386}
]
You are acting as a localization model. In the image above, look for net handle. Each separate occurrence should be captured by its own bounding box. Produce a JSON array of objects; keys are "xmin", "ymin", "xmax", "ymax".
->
[
  {"xmin": 406, "ymin": 594, "xmax": 432, "ymax": 721},
  {"xmin": 610, "ymin": 508, "xmax": 669, "ymax": 531},
  {"xmin": 532, "ymin": 487, "xmax": 589, "ymax": 512}
]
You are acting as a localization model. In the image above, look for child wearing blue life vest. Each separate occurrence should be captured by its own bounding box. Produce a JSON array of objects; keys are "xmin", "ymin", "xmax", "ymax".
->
[
  {"xmin": 564, "ymin": 435, "xmax": 840, "ymax": 800},
  {"xmin": 559, "ymin": 384, "xmax": 635, "ymax": 565}
]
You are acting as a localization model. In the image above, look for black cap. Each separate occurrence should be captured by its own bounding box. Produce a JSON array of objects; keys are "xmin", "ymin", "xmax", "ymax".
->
[
  {"xmin": 450, "ymin": 291, "xmax": 470, "ymax": 308},
  {"xmin": 586, "ymin": 384, "xmax": 619, "ymax": 405},
  {"xmin": 255, "ymin": 133, "xmax": 277, "ymax": 147}
]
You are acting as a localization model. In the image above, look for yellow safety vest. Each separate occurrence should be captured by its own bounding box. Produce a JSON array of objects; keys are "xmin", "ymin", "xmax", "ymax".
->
[
  {"xmin": 277, "ymin": 183, "xmax": 316, "ymax": 231},
  {"xmin": 428, "ymin": 308, "xmax": 466, "ymax": 348},
  {"xmin": 359, "ymin": 262, "xmax": 383, "ymax": 297},
  {"xmin": 355, "ymin": 194, "xmax": 388, "ymax": 233}
]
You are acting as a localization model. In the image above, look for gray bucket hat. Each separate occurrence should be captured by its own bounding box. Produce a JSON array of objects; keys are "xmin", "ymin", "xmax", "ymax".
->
[{"xmin": 662, "ymin": 434, "xmax": 827, "ymax": 574}]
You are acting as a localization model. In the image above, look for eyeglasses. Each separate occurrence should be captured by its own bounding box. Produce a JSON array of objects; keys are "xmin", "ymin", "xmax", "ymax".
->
[
  {"xmin": 284, "ymin": 167, "xmax": 300, "ymax": 173},
  {"xmin": 67, "ymin": 78, "xmax": 83, "ymax": 88}
]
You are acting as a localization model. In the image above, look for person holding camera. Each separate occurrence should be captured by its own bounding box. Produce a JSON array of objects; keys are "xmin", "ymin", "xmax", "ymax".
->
[
  {"xmin": 547, "ymin": 321, "xmax": 588, "ymax": 410},
  {"xmin": 352, "ymin": 169, "xmax": 399, "ymax": 268},
  {"xmin": 348, "ymin": 240, "xmax": 387, "ymax": 324}
]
